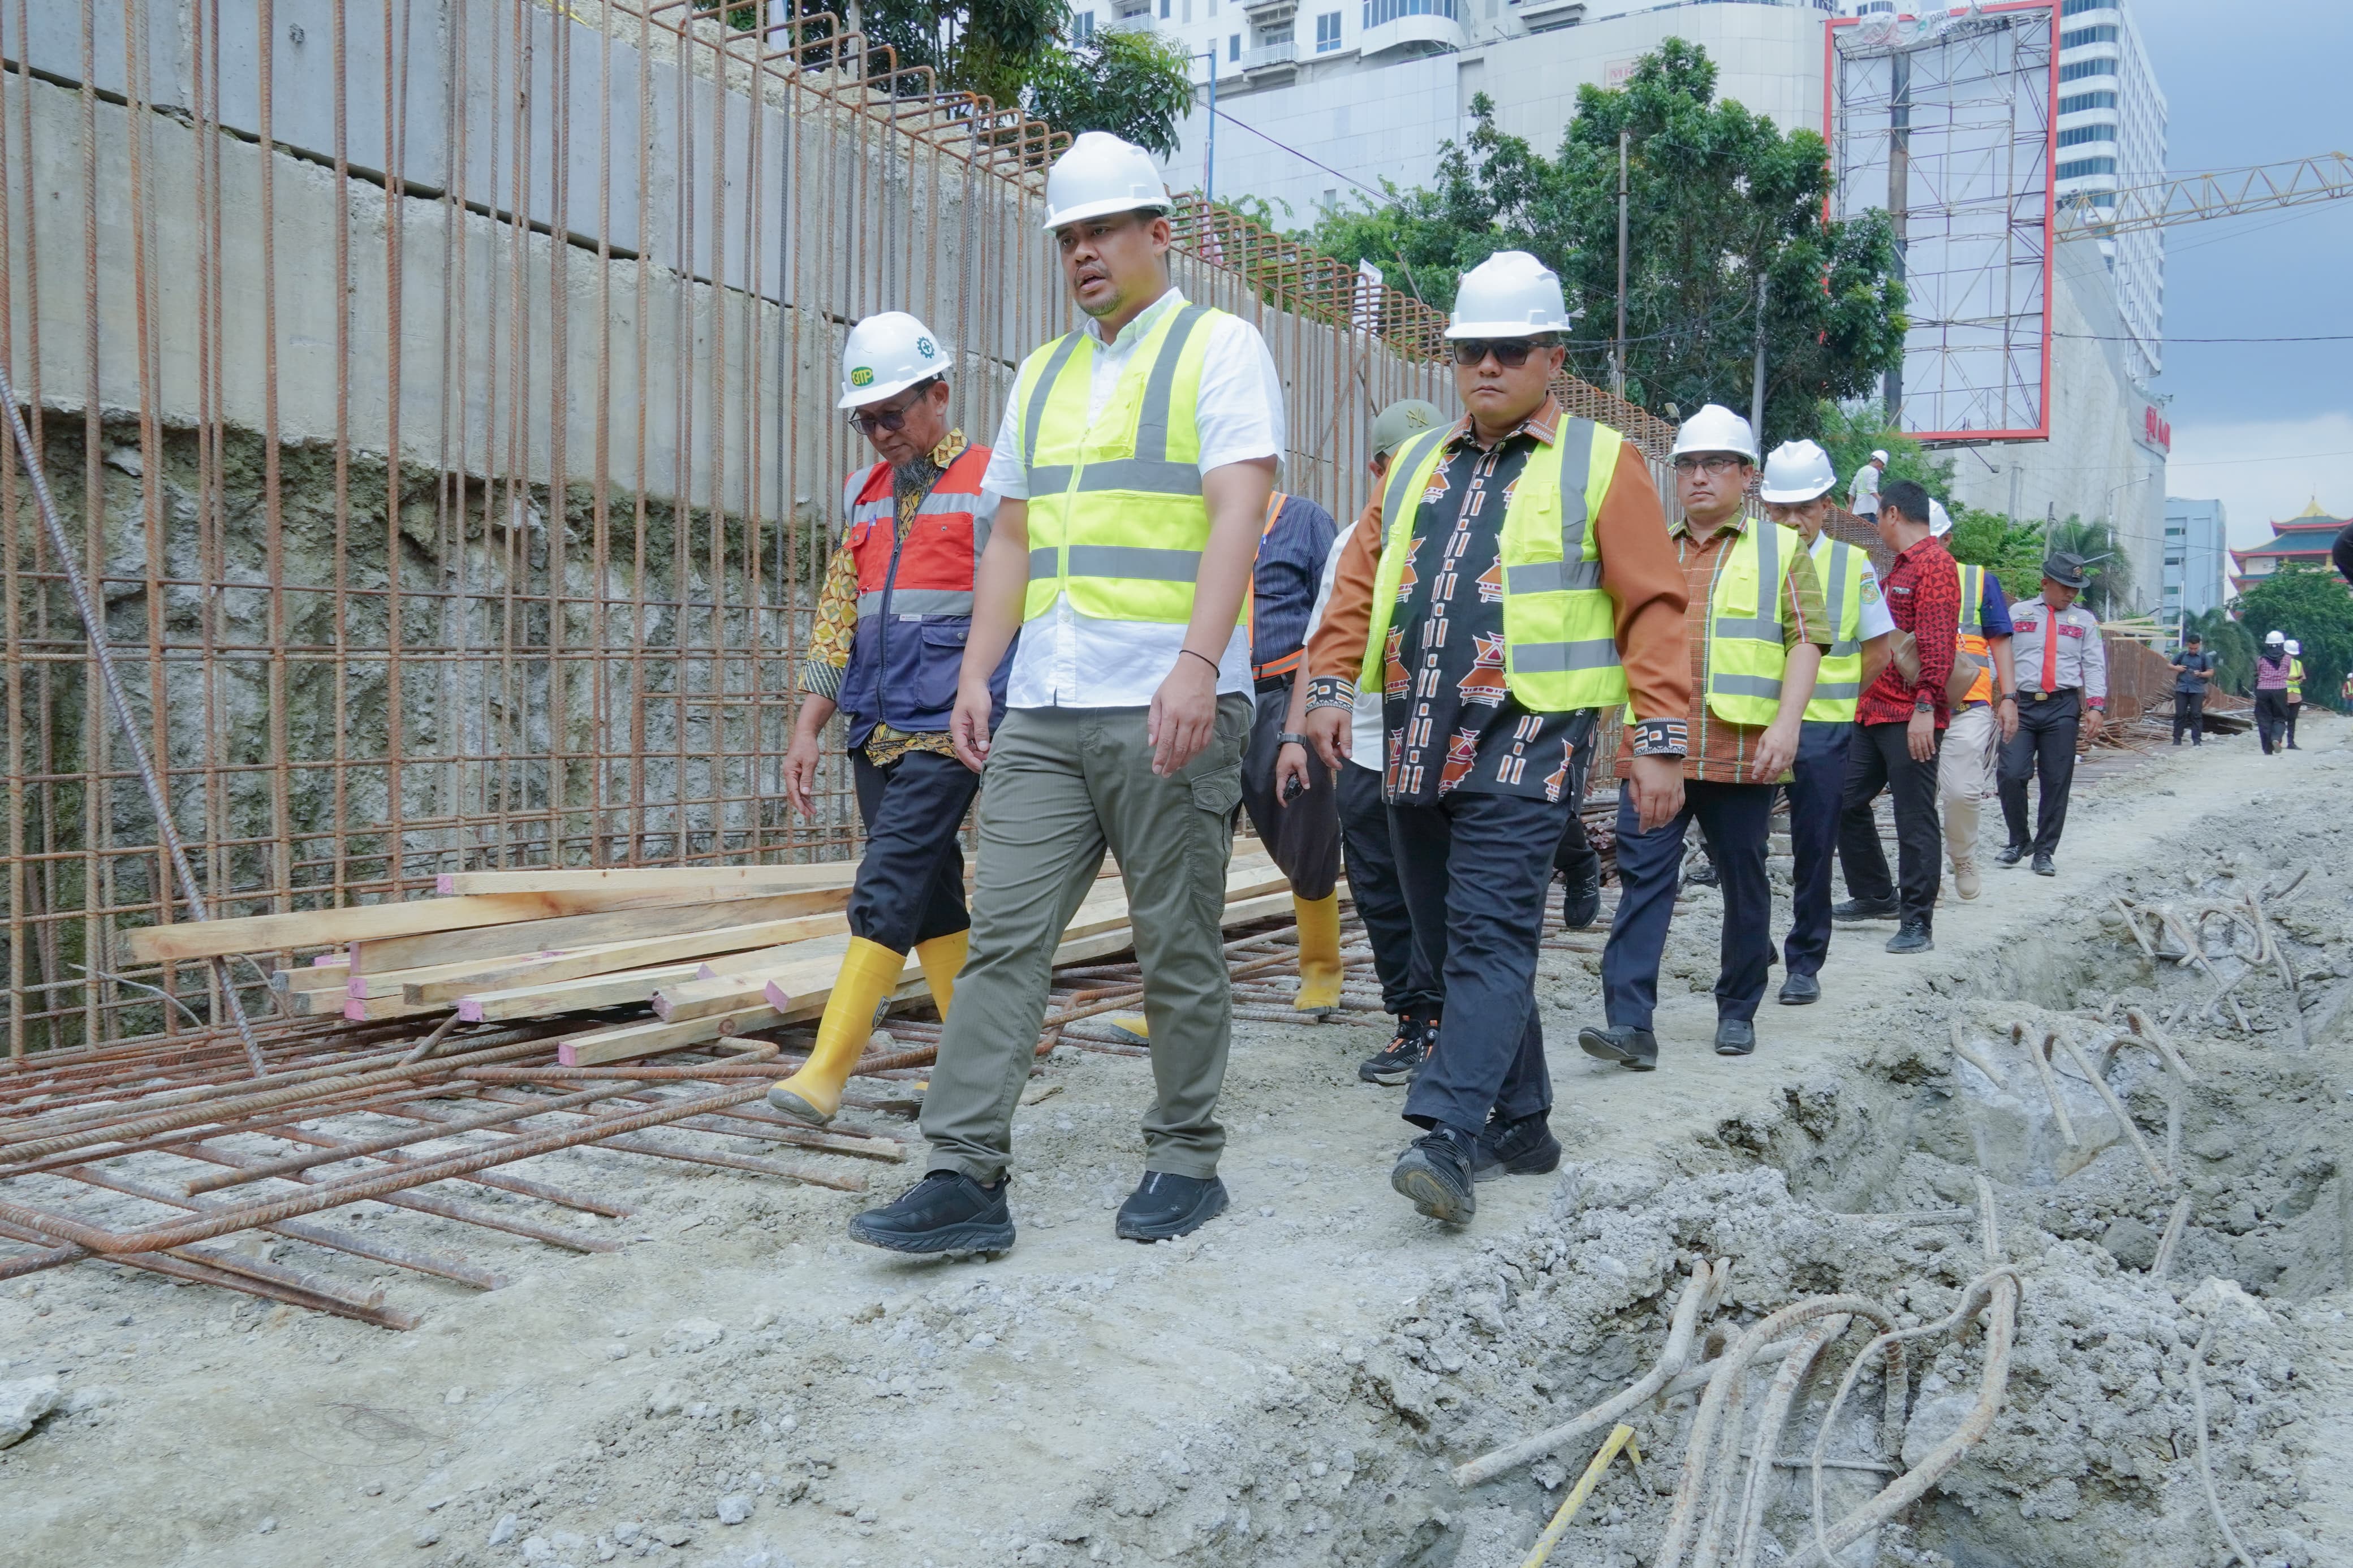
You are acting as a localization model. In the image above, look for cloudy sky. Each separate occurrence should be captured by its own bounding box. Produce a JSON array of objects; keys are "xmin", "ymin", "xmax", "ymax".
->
[{"xmin": 2135, "ymin": 0, "xmax": 2353, "ymax": 545}]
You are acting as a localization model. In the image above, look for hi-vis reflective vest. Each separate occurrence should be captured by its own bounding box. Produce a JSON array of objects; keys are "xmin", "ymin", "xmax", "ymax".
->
[
  {"xmin": 1955, "ymin": 563, "xmax": 1993, "ymax": 707},
  {"xmin": 1357, "ymin": 417, "xmax": 1627, "ymax": 712},
  {"xmin": 1014, "ymin": 302, "xmax": 1230, "ymax": 625},
  {"xmin": 2288, "ymin": 656, "xmax": 2305, "ymax": 703},
  {"xmin": 1701, "ymin": 519, "xmax": 1804, "ymax": 726},
  {"xmin": 1805, "ymin": 535, "xmax": 1868, "ymax": 723},
  {"xmin": 837, "ymin": 446, "xmax": 1003, "ymax": 747}
]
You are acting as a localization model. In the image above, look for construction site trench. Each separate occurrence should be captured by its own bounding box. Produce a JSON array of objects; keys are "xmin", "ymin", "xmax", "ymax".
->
[{"xmin": 5, "ymin": 724, "xmax": 2351, "ymax": 1568}]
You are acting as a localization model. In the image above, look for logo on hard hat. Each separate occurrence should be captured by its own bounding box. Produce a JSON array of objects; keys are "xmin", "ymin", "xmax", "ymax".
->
[
  {"xmin": 850, "ymin": 366, "xmax": 874, "ymax": 387},
  {"xmin": 916, "ymin": 338, "xmax": 936, "ymax": 358}
]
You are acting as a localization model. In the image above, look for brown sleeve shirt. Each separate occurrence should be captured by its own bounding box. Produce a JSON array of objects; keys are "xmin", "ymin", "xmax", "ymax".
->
[{"xmin": 1305, "ymin": 407, "xmax": 1692, "ymax": 759}]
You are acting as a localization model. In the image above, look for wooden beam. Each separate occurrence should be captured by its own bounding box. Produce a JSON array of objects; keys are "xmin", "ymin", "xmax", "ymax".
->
[
  {"xmin": 557, "ymin": 1005, "xmax": 786, "ymax": 1068},
  {"xmin": 436, "ymin": 863, "xmax": 859, "ymax": 896},
  {"xmin": 400, "ymin": 911, "xmax": 850, "ymax": 1004},
  {"xmin": 348, "ymin": 889, "xmax": 846, "ymax": 975},
  {"xmin": 271, "ymin": 958, "xmax": 352, "ymax": 995},
  {"xmin": 454, "ymin": 962, "xmax": 708, "ymax": 1023}
]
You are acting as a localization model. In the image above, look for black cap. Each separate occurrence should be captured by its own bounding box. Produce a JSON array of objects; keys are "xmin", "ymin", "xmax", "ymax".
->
[{"xmin": 2041, "ymin": 550, "xmax": 2091, "ymax": 590}]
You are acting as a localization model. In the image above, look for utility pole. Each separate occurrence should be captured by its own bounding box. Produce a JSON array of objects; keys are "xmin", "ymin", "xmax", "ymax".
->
[
  {"xmin": 1885, "ymin": 47, "xmax": 1910, "ymax": 424},
  {"xmin": 1749, "ymin": 267, "xmax": 1769, "ymax": 444},
  {"xmin": 1613, "ymin": 129, "xmax": 1630, "ymax": 398},
  {"xmin": 1200, "ymin": 50, "xmax": 1219, "ymax": 212}
]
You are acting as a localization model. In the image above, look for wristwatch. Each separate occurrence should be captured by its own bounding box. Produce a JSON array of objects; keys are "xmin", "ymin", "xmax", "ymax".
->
[{"xmin": 1277, "ymin": 732, "xmax": 1313, "ymax": 748}]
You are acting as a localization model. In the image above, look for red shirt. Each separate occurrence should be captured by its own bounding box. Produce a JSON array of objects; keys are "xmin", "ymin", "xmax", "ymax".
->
[{"xmin": 1858, "ymin": 534, "xmax": 1960, "ymax": 729}]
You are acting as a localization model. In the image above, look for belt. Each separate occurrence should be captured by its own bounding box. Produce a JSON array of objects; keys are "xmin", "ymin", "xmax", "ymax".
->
[
  {"xmin": 1252, "ymin": 649, "xmax": 1304, "ymax": 684},
  {"xmin": 2026, "ymin": 688, "xmax": 2080, "ymax": 702}
]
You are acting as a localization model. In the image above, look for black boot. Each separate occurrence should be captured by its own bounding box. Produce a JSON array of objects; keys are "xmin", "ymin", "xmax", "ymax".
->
[
  {"xmin": 847, "ymin": 1170, "xmax": 1015, "ymax": 1256},
  {"xmin": 1473, "ymin": 1111, "xmax": 1562, "ymax": 1182},
  {"xmin": 1115, "ymin": 1172, "xmax": 1229, "ymax": 1242},
  {"xmin": 1560, "ymin": 860, "xmax": 1602, "ymax": 931},
  {"xmin": 1391, "ymin": 1126, "xmax": 1478, "ymax": 1223}
]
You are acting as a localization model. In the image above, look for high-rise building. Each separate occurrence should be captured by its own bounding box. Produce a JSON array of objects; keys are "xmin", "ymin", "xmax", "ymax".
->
[
  {"xmin": 2051, "ymin": 0, "xmax": 2168, "ymax": 383},
  {"xmin": 2161, "ymin": 497, "xmax": 2227, "ymax": 625}
]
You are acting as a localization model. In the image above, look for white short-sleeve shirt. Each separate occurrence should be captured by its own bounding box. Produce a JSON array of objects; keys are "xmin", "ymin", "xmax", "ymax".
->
[{"xmin": 982, "ymin": 288, "xmax": 1287, "ymax": 710}]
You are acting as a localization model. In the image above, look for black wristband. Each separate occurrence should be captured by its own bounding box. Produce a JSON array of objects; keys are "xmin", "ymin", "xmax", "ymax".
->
[{"xmin": 1178, "ymin": 648, "xmax": 1220, "ymax": 674}]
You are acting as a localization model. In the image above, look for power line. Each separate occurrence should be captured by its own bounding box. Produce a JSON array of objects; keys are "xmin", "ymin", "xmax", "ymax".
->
[{"xmin": 2054, "ymin": 331, "xmax": 2353, "ymax": 344}]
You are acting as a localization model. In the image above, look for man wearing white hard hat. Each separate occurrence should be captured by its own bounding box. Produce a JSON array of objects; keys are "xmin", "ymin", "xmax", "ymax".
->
[
  {"xmin": 1305, "ymin": 251, "xmax": 1691, "ymax": 1224},
  {"xmin": 1848, "ymin": 448, "xmax": 1887, "ymax": 520},
  {"xmin": 1755, "ymin": 439, "xmax": 1893, "ymax": 1004},
  {"xmin": 770, "ymin": 313, "xmax": 1006, "ymax": 1128},
  {"xmin": 847, "ymin": 132, "xmax": 1285, "ymax": 1255},
  {"xmin": 2253, "ymin": 629, "xmax": 2292, "ymax": 755},
  {"xmin": 2285, "ymin": 638, "xmax": 2306, "ymax": 749},
  {"xmin": 1924, "ymin": 497, "xmax": 2018, "ymax": 901},
  {"xmin": 1587, "ymin": 405, "xmax": 1826, "ymax": 1065}
]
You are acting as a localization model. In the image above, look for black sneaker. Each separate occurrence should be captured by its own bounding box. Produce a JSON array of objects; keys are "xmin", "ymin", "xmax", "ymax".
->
[
  {"xmin": 1391, "ymin": 1126, "xmax": 1477, "ymax": 1223},
  {"xmin": 1885, "ymin": 921, "xmax": 1934, "ymax": 954},
  {"xmin": 1115, "ymin": 1172, "xmax": 1229, "ymax": 1242},
  {"xmin": 1578, "ymin": 1023, "xmax": 1657, "ymax": 1072},
  {"xmin": 1995, "ymin": 843, "xmax": 2027, "ymax": 866},
  {"xmin": 1358, "ymin": 1014, "xmax": 1432, "ymax": 1086},
  {"xmin": 1831, "ymin": 897, "xmax": 1899, "ymax": 922},
  {"xmin": 847, "ymin": 1170, "xmax": 1015, "ymax": 1256},
  {"xmin": 1472, "ymin": 1111, "xmax": 1562, "ymax": 1182},
  {"xmin": 2031, "ymin": 852, "xmax": 2056, "ymax": 877},
  {"xmin": 1561, "ymin": 861, "xmax": 1603, "ymax": 931}
]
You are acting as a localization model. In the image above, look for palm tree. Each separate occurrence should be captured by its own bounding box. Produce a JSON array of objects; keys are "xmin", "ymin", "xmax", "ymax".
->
[
  {"xmin": 2043, "ymin": 516, "xmax": 2133, "ymax": 620},
  {"xmin": 2184, "ymin": 606, "xmax": 2255, "ymax": 696}
]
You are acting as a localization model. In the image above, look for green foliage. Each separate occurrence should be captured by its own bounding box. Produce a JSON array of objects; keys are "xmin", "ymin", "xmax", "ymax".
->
[
  {"xmin": 2180, "ymin": 605, "xmax": 2256, "ymax": 698},
  {"xmin": 2238, "ymin": 562, "xmax": 2353, "ymax": 711},
  {"xmin": 1815, "ymin": 401, "xmax": 1954, "ymax": 508},
  {"xmin": 2045, "ymin": 517, "xmax": 2133, "ymax": 621},
  {"xmin": 1946, "ymin": 507, "xmax": 2046, "ymax": 604},
  {"xmin": 1029, "ymin": 29, "xmax": 1200, "ymax": 158},
  {"xmin": 1292, "ymin": 41, "xmax": 1908, "ymax": 444}
]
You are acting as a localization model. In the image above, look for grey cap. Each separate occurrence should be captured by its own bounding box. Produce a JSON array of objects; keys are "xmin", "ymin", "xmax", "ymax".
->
[
  {"xmin": 1371, "ymin": 399, "xmax": 1446, "ymax": 460},
  {"xmin": 2041, "ymin": 551, "xmax": 2092, "ymax": 590}
]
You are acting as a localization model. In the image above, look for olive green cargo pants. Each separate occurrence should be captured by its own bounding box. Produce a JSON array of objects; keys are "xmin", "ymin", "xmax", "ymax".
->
[{"xmin": 917, "ymin": 696, "xmax": 1250, "ymax": 1185}]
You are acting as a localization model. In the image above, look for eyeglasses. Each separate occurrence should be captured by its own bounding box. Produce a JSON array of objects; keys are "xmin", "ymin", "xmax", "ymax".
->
[
  {"xmin": 847, "ymin": 381, "xmax": 937, "ymax": 435},
  {"xmin": 1449, "ymin": 338, "xmax": 1550, "ymax": 369},
  {"xmin": 1672, "ymin": 454, "xmax": 1748, "ymax": 476}
]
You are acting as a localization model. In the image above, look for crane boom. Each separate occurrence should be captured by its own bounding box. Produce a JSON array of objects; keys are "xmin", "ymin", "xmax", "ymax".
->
[{"xmin": 2058, "ymin": 153, "xmax": 2353, "ymax": 239}]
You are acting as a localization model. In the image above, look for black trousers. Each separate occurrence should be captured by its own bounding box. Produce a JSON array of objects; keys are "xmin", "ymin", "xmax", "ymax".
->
[
  {"xmin": 1392, "ymin": 787, "xmax": 1575, "ymax": 1138},
  {"xmin": 1838, "ymin": 720, "xmax": 1945, "ymax": 926},
  {"xmin": 1337, "ymin": 762, "xmax": 1440, "ymax": 1018},
  {"xmin": 849, "ymin": 749, "xmax": 981, "ymax": 952},
  {"xmin": 2172, "ymin": 689, "xmax": 2205, "ymax": 745},
  {"xmin": 1601, "ymin": 779, "xmax": 1777, "ymax": 1029},
  {"xmin": 1781, "ymin": 719, "xmax": 1854, "ymax": 979},
  {"xmin": 2287, "ymin": 701, "xmax": 2303, "ymax": 748},
  {"xmin": 1997, "ymin": 689, "xmax": 2079, "ymax": 856},
  {"xmin": 2252, "ymin": 690, "xmax": 2288, "ymax": 753},
  {"xmin": 1239, "ymin": 685, "xmax": 1341, "ymax": 900},
  {"xmin": 1553, "ymin": 721, "xmax": 1601, "ymax": 885}
]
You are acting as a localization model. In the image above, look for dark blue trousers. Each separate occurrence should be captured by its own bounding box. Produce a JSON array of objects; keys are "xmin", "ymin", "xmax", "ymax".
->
[
  {"xmin": 1337, "ymin": 762, "xmax": 1441, "ymax": 1018},
  {"xmin": 848, "ymin": 749, "xmax": 981, "ymax": 953},
  {"xmin": 1391, "ymin": 788, "xmax": 1574, "ymax": 1138},
  {"xmin": 1601, "ymin": 779, "xmax": 1777, "ymax": 1031},
  {"xmin": 1781, "ymin": 720, "xmax": 1853, "ymax": 980}
]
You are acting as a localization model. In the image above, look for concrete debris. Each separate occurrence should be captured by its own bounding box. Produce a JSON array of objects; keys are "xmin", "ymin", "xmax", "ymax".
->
[{"xmin": 0, "ymin": 1375, "xmax": 62, "ymax": 1448}]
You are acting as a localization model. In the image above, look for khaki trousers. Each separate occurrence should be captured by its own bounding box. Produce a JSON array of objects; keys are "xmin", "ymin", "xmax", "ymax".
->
[
  {"xmin": 918, "ymin": 696, "xmax": 1250, "ymax": 1185},
  {"xmin": 1938, "ymin": 701, "xmax": 1998, "ymax": 866}
]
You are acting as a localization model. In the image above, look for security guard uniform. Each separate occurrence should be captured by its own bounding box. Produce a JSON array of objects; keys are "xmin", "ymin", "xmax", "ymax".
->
[{"xmin": 1998, "ymin": 554, "xmax": 2106, "ymax": 871}]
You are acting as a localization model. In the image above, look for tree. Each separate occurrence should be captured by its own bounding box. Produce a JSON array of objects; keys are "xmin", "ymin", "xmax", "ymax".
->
[
  {"xmin": 2045, "ymin": 517, "xmax": 2133, "ymax": 621},
  {"xmin": 2182, "ymin": 606, "xmax": 2256, "ymax": 698},
  {"xmin": 1816, "ymin": 400, "xmax": 1954, "ymax": 511},
  {"xmin": 1946, "ymin": 507, "xmax": 2046, "ymax": 605},
  {"xmin": 1028, "ymin": 30, "xmax": 1200, "ymax": 159},
  {"xmin": 1295, "ymin": 41, "xmax": 1908, "ymax": 446},
  {"xmin": 2238, "ymin": 563, "xmax": 2353, "ymax": 712}
]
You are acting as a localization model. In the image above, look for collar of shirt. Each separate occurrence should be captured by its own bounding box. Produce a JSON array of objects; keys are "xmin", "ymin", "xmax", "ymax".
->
[
  {"xmin": 1894, "ymin": 535, "xmax": 1943, "ymax": 569},
  {"xmin": 1670, "ymin": 507, "xmax": 1751, "ymax": 542},
  {"xmin": 1438, "ymin": 395, "xmax": 1562, "ymax": 458},
  {"xmin": 1086, "ymin": 285, "xmax": 1186, "ymax": 352},
  {"xmin": 930, "ymin": 428, "xmax": 967, "ymax": 468}
]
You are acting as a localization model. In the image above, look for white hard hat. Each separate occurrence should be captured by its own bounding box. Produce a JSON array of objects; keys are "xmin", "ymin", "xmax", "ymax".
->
[
  {"xmin": 838, "ymin": 312, "xmax": 947, "ymax": 409},
  {"xmin": 1929, "ymin": 499, "xmax": 1953, "ymax": 537},
  {"xmin": 1041, "ymin": 131, "xmax": 1170, "ymax": 232},
  {"xmin": 2286, "ymin": 638, "xmax": 2302, "ymax": 655},
  {"xmin": 1671, "ymin": 404, "xmax": 1758, "ymax": 464},
  {"xmin": 1758, "ymin": 440, "xmax": 1837, "ymax": 503},
  {"xmin": 1870, "ymin": 449, "xmax": 1890, "ymax": 463},
  {"xmin": 1446, "ymin": 250, "xmax": 1576, "ymax": 338},
  {"xmin": 2265, "ymin": 629, "xmax": 2286, "ymax": 644}
]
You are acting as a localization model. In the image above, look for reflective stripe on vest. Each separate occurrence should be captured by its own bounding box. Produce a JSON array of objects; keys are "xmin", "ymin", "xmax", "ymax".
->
[
  {"xmin": 1356, "ymin": 416, "xmax": 1627, "ymax": 713},
  {"xmin": 1702, "ymin": 521, "xmax": 1801, "ymax": 725},
  {"xmin": 838, "ymin": 443, "xmax": 998, "ymax": 741},
  {"xmin": 1016, "ymin": 303, "xmax": 1225, "ymax": 624},
  {"xmin": 1804, "ymin": 535, "xmax": 1867, "ymax": 722},
  {"xmin": 1956, "ymin": 563, "xmax": 1993, "ymax": 706}
]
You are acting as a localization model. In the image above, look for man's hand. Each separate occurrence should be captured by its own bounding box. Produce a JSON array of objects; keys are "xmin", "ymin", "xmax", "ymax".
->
[
  {"xmin": 1274, "ymin": 742, "xmax": 1315, "ymax": 802},
  {"xmin": 783, "ymin": 731, "xmax": 823, "ymax": 817},
  {"xmin": 1627, "ymin": 753, "xmax": 1684, "ymax": 834},
  {"xmin": 950, "ymin": 675, "xmax": 996, "ymax": 772},
  {"xmin": 1304, "ymin": 705, "xmax": 1352, "ymax": 771},
  {"xmin": 1749, "ymin": 716, "xmax": 1800, "ymax": 783},
  {"xmin": 2083, "ymin": 707, "xmax": 2104, "ymax": 744},
  {"xmin": 1148, "ymin": 651, "xmax": 1221, "ymax": 776},
  {"xmin": 1907, "ymin": 706, "xmax": 1938, "ymax": 763},
  {"xmin": 1998, "ymin": 697, "xmax": 2019, "ymax": 743}
]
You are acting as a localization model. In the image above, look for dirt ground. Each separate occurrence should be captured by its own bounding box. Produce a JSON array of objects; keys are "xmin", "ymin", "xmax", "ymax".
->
[{"xmin": 5, "ymin": 716, "xmax": 2350, "ymax": 1568}]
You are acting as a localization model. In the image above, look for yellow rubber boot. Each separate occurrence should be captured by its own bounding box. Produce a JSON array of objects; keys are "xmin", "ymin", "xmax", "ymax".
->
[
  {"xmin": 768, "ymin": 936, "xmax": 905, "ymax": 1125},
  {"xmin": 913, "ymin": 928, "xmax": 968, "ymax": 1019},
  {"xmin": 1106, "ymin": 1014, "xmax": 1150, "ymax": 1044},
  {"xmin": 1293, "ymin": 892, "xmax": 1344, "ymax": 1016}
]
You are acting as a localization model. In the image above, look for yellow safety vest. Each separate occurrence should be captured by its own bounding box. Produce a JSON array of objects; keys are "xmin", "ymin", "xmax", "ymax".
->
[
  {"xmin": 2287, "ymin": 656, "xmax": 2304, "ymax": 702},
  {"xmin": 1956, "ymin": 563, "xmax": 1994, "ymax": 707},
  {"xmin": 1700, "ymin": 519, "xmax": 1803, "ymax": 726},
  {"xmin": 1014, "ymin": 301, "xmax": 1228, "ymax": 625},
  {"xmin": 1358, "ymin": 417, "xmax": 1627, "ymax": 712},
  {"xmin": 1804, "ymin": 535, "xmax": 1867, "ymax": 723}
]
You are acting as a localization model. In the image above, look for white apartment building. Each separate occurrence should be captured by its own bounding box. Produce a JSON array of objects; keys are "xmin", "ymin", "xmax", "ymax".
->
[
  {"xmin": 2052, "ymin": 0, "xmax": 2168, "ymax": 383},
  {"xmin": 2161, "ymin": 498, "xmax": 2228, "ymax": 625}
]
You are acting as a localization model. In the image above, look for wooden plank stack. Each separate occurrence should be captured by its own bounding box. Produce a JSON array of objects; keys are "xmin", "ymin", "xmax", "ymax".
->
[{"xmin": 123, "ymin": 853, "xmax": 1300, "ymax": 1066}]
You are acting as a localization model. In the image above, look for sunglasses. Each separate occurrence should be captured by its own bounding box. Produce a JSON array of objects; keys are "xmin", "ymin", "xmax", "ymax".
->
[
  {"xmin": 1672, "ymin": 454, "xmax": 1748, "ymax": 476},
  {"xmin": 1449, "ymin": 338, "xmax": 1553, "ymax": 369},
  {"xmin": 847, "ymin": 381, "xmax": 938, "ymax": 435}
]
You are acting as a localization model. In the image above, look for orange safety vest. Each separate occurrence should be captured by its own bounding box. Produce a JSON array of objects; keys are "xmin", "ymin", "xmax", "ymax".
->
[
  {"xmin": 1248, "ymin": 491, "xmax": 1292, "ymax": 681},
  {"xmin": 1956, "ymin": 563, "xmax": 1993, "ymax": 706}
]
